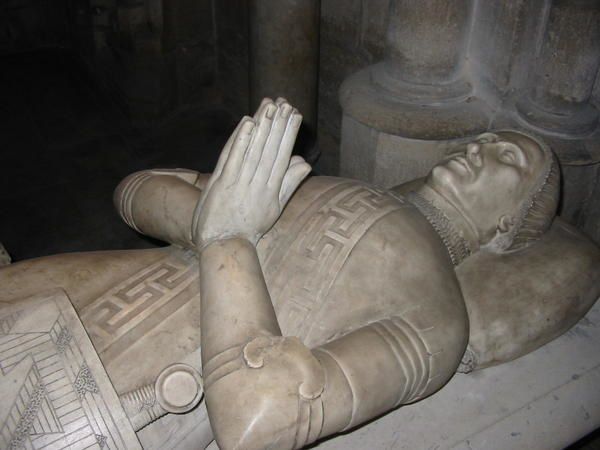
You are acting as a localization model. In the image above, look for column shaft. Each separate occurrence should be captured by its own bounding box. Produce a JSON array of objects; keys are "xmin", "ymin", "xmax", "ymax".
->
[{"xmin": 249, "ymin": 0, "xmax": 320, "ymax": 159}]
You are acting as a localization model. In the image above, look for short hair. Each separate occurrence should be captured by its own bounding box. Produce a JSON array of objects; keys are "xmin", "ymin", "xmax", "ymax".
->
[{"xmin": 482, "ymin": 131, "xmax": 561, "ymax": 252}]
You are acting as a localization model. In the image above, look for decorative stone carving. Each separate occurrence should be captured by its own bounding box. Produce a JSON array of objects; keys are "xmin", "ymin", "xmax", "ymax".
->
[
  {"xmin": 1, "ymin": 99, "xmax": 599, "ymax": 449},
  {"xmin": 0, "ymin": 290, "xmax": 140, "ymax": 449},
  {"xmin": 114, "ymin": 99, "xmax": 597, "ymax": 448}
]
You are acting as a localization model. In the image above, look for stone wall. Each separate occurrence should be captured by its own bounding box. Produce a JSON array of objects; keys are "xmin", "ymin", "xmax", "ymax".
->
[
  {"xmin": 315, "ymin": 0, "xmax": 389, "ymax": 174},
  {"xmin": 3, "ymin": 0, "xmax": 599, "ymax": 241},
  {"xmin": 214, "ymin": 0, "xmax": 250, "ymax": 120},
  {"xmin": 0, "ymin": 0, "xmax": 70, "ymax": 54},
  {"xmin": 338, "ymin": 0, "xmax": 600, "ymax": 242},
  {"xmin": 1, "ymin": 0, "xmax": 402, "ymax": 172},
  {"xmin": 68, "ymin": 0, "xmax": 218, "ymax": 126}
]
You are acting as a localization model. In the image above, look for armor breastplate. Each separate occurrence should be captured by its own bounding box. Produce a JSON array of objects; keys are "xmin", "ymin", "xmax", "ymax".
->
[
  {"xmin": 258, "ymin": 177, "xmax": 463, "ymax": 348},
  {"xmin": 79, "ymin": 177, "xmax": 462, "ymax": 372},
  {"xmin": 8, "ymin": 177, "xmax": 463, "ymax": 396}
]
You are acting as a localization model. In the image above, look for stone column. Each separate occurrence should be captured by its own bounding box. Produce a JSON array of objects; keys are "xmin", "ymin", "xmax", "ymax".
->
[
  {"xmin": 248, "ymin": 0, "xmax": 320, "ymax": 161},
  {"xmin": 378, "ymin": 0, "xmax": 472, "ymax": 99},
  {"xmin": 511, "ymin": 1, "xmax": 600, "ymax": 237},
  {"xmin": 336, "ymin": 0, "xmax": 600, "ymax": 243},
  {"xmin": 339, "ymin": 0, "xmax": 491, "ymax": 186},
  {"xmin": 516, "ymin": 0, "xmax": 600, "ymax": 137}
]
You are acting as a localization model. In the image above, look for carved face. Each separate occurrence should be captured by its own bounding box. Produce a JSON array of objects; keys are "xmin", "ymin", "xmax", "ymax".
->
[{"xmin": 426, "ymin": 131, "xmax": 547, "ymax": 244}]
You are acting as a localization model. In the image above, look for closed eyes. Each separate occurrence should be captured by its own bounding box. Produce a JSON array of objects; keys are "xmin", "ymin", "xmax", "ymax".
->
[{"xmin": 500, "ymin": 149, "xmax": 516, "ymax": 164}]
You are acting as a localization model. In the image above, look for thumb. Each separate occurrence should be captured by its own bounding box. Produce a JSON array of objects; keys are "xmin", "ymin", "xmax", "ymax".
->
[{"xmin": 278, "ymin": 157, "xmax": 311, "ymax": 208}]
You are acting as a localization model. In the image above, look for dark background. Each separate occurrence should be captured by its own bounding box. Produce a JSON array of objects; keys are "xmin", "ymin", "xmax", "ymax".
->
[{"xmin": 0, "ymin": 0, "xmax": 389, "ymax": 261}]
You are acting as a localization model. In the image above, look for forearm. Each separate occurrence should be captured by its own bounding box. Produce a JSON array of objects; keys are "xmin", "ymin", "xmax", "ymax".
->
[
  {"xmin": 199, "ymin": 238, "xmax": 327, "ymax": 450},
  {"xmin": 198, "ymin": 237, "xmax": 466, "ymax": 448},
  {"xmin": 197, "ymin": 241, "xmax": 454, "ymax": 448},
  {"xmin": 114, "ymin": 169, "xmax": 208, "ymax": 247},
  {"xmin": 199, "ymin": 238, "xmax": 281, "ymax": 363},
  {"xmin": 193, "ymin": 99, "xmax": 319, "ymax": 449}
]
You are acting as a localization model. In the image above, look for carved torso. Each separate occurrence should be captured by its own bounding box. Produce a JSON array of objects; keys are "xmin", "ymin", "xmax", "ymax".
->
[
  {"xmin": 3, "ymin": 175, "xmax": 599, "ymax": 398},
  {"xmin": 0, "ymin": 177, "xmax": 465, "ymax": 393},
  {"xmin": 259, "ymin": 177, "xmax": 464, "ymax": 348}
]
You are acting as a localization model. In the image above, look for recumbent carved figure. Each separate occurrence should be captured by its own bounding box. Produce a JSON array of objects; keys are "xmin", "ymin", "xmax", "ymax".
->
[{"xmin": 1, "ymin": 98, "xmax": 598, "ymax": 450}]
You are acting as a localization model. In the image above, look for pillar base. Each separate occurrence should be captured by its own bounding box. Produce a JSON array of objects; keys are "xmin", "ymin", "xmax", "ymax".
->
[
  {"xmin": 371, "ymin": 63, "xmax": 473, "ymax": 104},
  {"xmin": 340, "ymin": 64, "xmax": 492, "ymax": 141},
  {"xmin": 339, "ymin": 62, "xmax": 493, "ymax": 186},
  {"xmin": 516, "ymin": 96, "xmax": 599, "ymax": 138}
]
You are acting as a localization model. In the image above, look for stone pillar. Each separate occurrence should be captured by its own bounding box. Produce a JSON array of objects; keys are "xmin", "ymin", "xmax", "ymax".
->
[
  {"xmin": 248, "ymin": 0, "xmax": 320, "ymax": 161},
  {"xmin": 339, "ymin": 0, "xmax": 492, "ymax": 185},
  {"xmin": 337, "ymin": 0, "xmax": 600, "ymax": 243},
  {"xmin": 380, "ymin": 0, "xmax": 472, "ymax": 96},
  {"xmin": 511, "ymin": 1, "xmax": 600, "ymax": 239},
  {"xmin": 516, "ymin": 0, "xmax": 600, "ymax": 137}
]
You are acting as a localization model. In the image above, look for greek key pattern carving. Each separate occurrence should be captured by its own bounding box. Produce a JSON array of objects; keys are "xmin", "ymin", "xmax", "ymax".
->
[
  {"xmin": 0, "ymin": 290, "xmax": 140, "ymax": 449},
  {"xmin": 266, "ymin": 182, "xmax": 404, "ymax": 339},
  {"xmin": 80, "ymin": 256, "xmax": 197, "ymax": 353}
]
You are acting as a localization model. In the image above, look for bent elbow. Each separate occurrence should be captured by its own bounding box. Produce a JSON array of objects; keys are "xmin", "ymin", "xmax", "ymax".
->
[
  {"xmin": 203, "ymin": 336, "xmax": 325, "ymax": 450},
  {"xmin": 206, "ymin": 379, "xmax": 294, "ymax": 450}
]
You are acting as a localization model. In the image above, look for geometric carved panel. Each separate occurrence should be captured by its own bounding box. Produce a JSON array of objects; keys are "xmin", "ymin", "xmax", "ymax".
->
[
  {"xmin": 0, "ymin": 289, "xmax": 141, "ymax": 449},
  {"xmin": 80, "ymin": 256, "xmax": 197, "ymax": 355},
  {"xmin": 264, "ymin": 182, "xmax": 404, "ymax": 340}
]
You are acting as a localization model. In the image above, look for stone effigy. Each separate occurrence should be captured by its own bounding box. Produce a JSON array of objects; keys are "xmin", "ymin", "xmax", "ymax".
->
[{"xmin": 1, "ymin": 98, "xmax": 599, "ymax": 450}]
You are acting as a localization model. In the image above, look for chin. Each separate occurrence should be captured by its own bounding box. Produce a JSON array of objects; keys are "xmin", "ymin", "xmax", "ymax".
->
[
  {"xmin": 427, "ymin": 165, "xmax": 466, "ymax": 203},
  {"xmin": 430, "ymin": 165, "xmax": 458, "ymax": 190}
]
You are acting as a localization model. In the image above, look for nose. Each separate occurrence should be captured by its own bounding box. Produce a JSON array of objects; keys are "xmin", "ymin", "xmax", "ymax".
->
[{"xmin": 466, "ymin": 143, "xmax": 482, "ymax": 167}]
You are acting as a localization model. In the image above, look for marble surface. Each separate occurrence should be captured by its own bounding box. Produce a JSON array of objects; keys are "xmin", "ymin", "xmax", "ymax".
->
[
  {"xmin": 205, "ymin": 298, "xmax": 600, "ymax": 449},
  {"xmin": 308, "ymin": 299, "xmax": 600, "ymax": 450}
]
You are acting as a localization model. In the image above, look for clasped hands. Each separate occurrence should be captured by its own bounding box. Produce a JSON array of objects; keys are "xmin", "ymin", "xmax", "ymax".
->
[{"xmin": 192, "ymin": 98, "xmax": 311, "ymax": 251}]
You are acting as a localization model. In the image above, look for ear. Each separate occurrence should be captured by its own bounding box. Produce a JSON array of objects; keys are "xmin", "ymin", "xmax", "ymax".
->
[{"xmin": 497, "ymin": 214, "xmax": 515, "ymax": 234}]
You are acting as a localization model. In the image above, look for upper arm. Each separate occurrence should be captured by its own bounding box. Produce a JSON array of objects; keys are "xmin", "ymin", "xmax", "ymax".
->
[{"xmin": 202, "ymin": 313, "xmax": 468, "ymax": 450}]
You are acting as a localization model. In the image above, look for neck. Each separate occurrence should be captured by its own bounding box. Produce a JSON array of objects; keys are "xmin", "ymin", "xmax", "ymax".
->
[{"xmin": 408, "ymin": 184, "xmax": 480, "ymax": 265}]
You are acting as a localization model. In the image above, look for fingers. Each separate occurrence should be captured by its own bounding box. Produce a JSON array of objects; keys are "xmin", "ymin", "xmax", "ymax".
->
[
  {"xmin": 278, "ymin": 156, "xmax": 311, "ymax": 207},
  {"xmin": 211, "ymin": 116, "xmax": 251, "ymax": 183},
  {"xmin": 269, "ymin": 111, "xmax": 302, "ymax": 187},
  {"xmin": 219, "ymin": 97, "xmax": 302, "ymax": 194},
  {"xmin": 193, "ymin": 118, "xmax": 254, "ymax": 235},
  {"xmin": 220, "ymin": 118, "xmax": 256, "ymax": 184},
  {"xmin": 253, "ymin": 101, "xmax": 295, "ymax": 184},
  {"xmin": 253, "ymin": 97, "xmax": 274, "ymax": 120},
  {"xmin": 239, "ymin": 101, "xmax": 277, "ymax": 183},
  {"xmin": 289, "ymin": 155, "xmax": 305, "ymax": 166}
]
